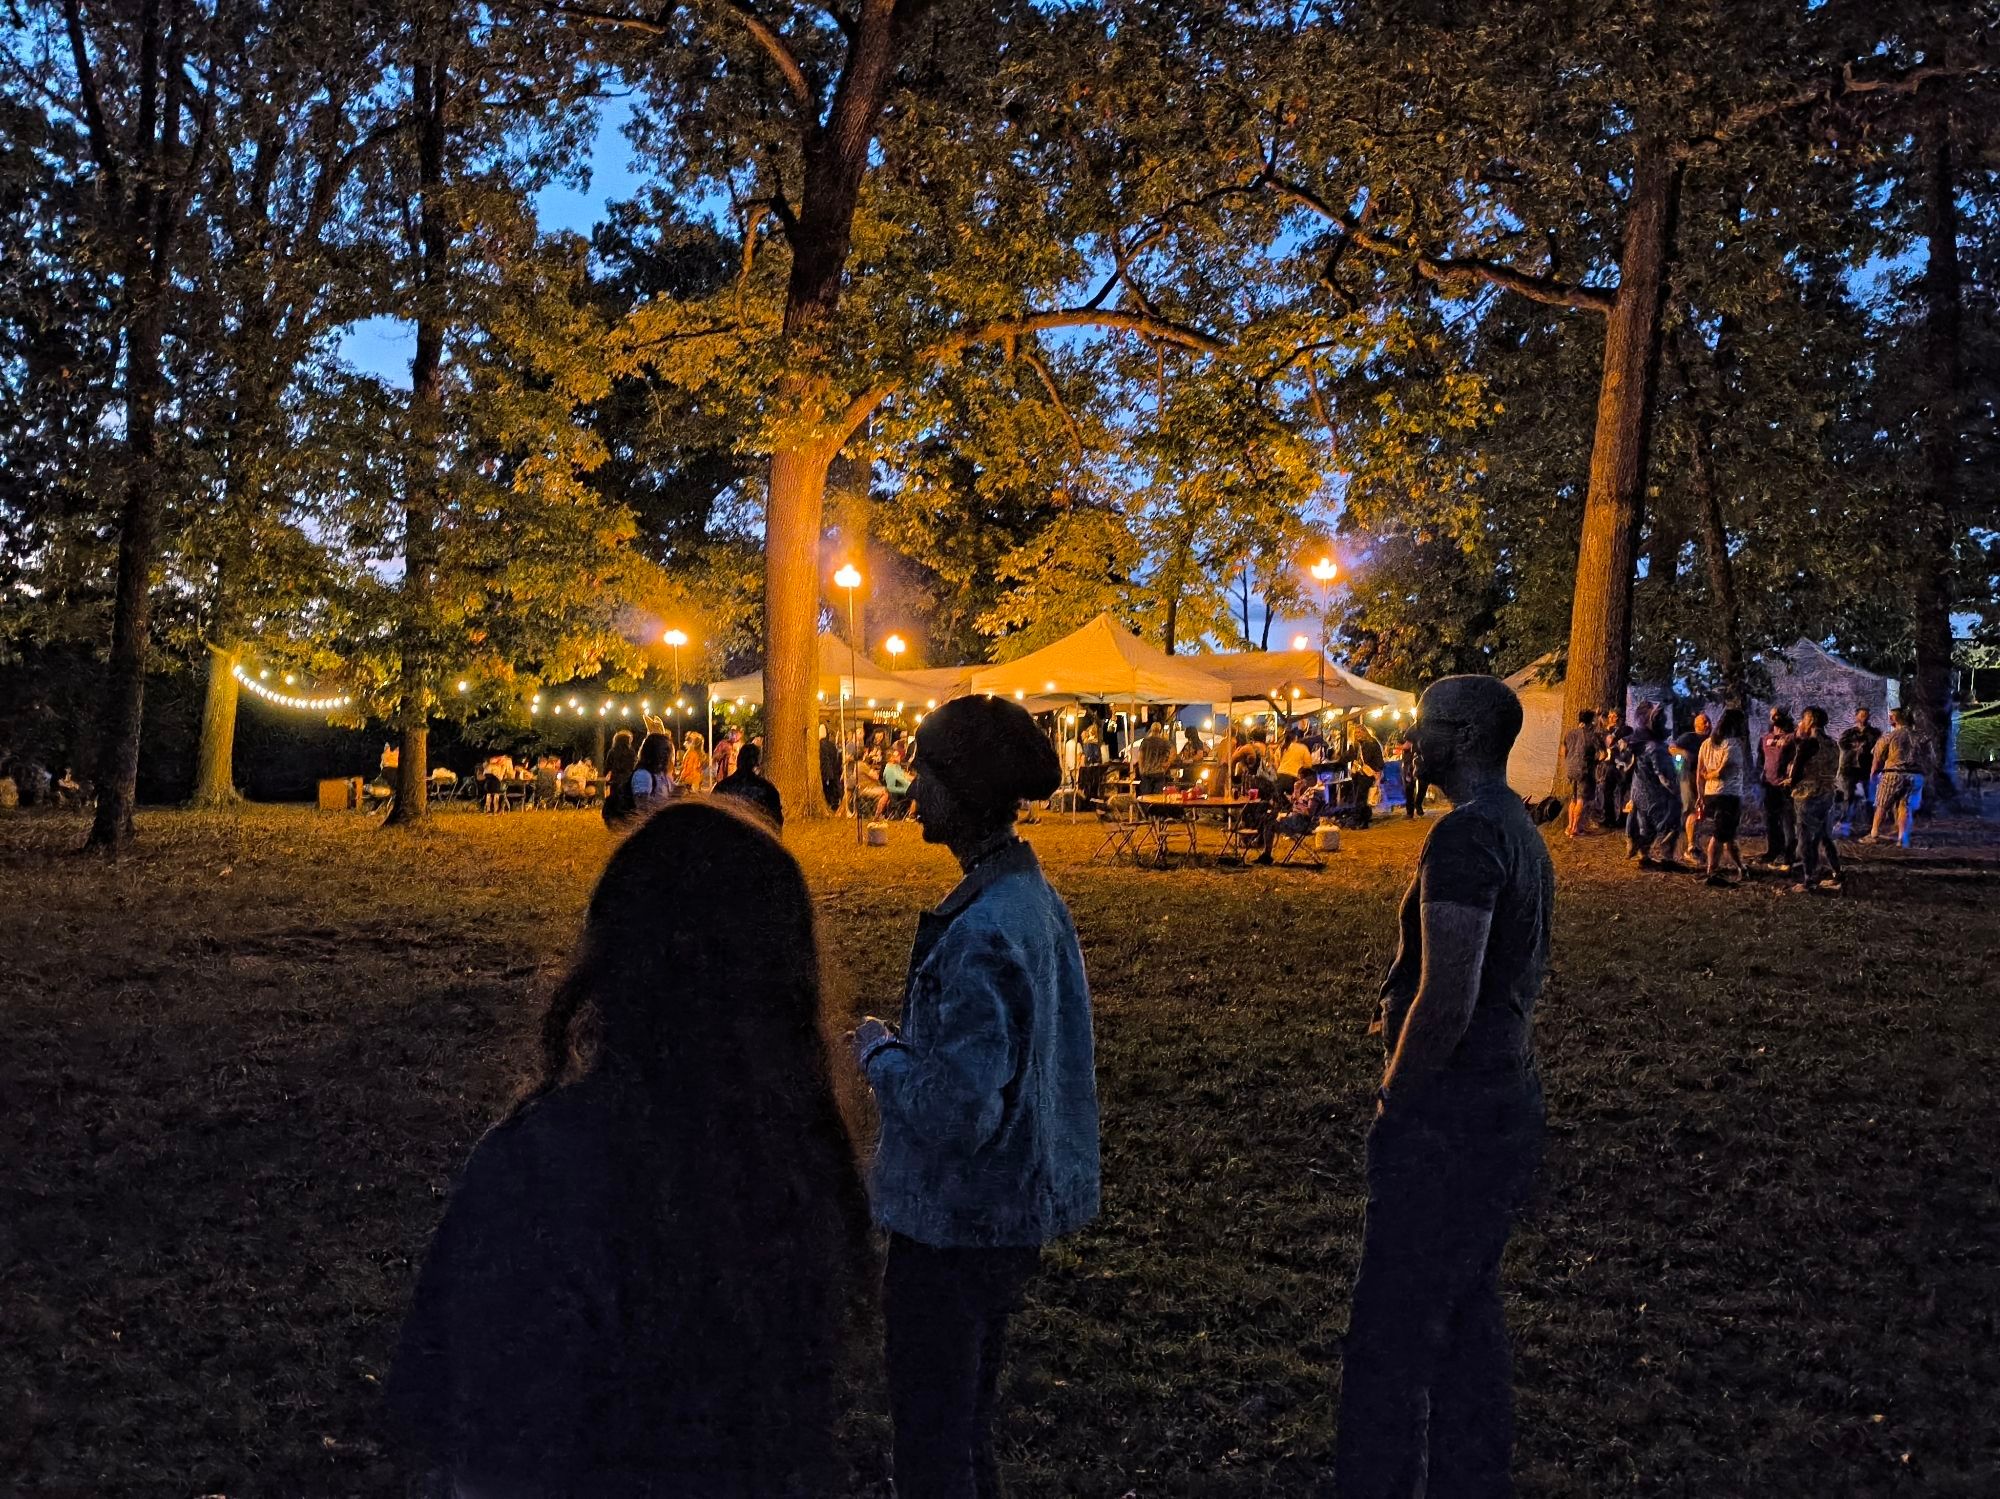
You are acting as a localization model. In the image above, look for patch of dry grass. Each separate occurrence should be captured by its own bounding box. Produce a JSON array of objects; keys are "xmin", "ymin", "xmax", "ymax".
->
[{"xmin": 2, "ymin": 804, "xmax": 1997, "ymax": 1496}]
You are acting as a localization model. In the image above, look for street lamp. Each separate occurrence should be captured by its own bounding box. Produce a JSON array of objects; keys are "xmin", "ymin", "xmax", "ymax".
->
[
  {"xmin": 662, "ymin": 628, "xmax": 687, "ymax": 695},
  {"xmin": 883, "ymin": 632, "xmax": 906, "ymax": 673},
  {"xmin": 834, "ymin": 564, "xmax": 864, "ymax": 844},
  {"xmin": 1309, "ymin": 555, "xmax": 1339, "ymax": 741}
]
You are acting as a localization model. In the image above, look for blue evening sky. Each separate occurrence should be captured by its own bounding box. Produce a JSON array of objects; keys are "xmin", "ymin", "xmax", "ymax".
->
[{"xmin": 336, "ymin": 100, "xmax": 644, "ymax": 385}]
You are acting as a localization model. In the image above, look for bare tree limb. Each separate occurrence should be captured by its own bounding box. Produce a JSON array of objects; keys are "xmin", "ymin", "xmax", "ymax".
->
[
  {"xmin": 1685, "ymin": 54, "xmax": 1998, "ymax": 158},
  {"xmin": 833, "ymin": 306, "xmax": 1227, "ymax": 444},
  {"xmin": 712, "ymin": 0, "xmax": 815, "ymax": 114},
  {"xmin": 1019, "ymin": 345, "xmax": 1085, "ymax": 463},
  {"xmin": 1257, "ymin": 169, "xmax": 1616, "ymax": 314},
  {"xmin": 61, "ymin": 0, "xmax": 121, "ymax": 203}
]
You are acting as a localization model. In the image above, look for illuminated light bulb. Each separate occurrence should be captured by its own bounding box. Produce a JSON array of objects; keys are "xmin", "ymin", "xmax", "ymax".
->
[
  {"xmin": 569, "ymin": 698, "xmax": 579, "ymax": 708},
  {"xmin": 926, "ymin": 699, "xmax": 936, "ymax": 709},
  {"xmin": 259, "ymin": 668, "xmax": 270, "ymax": 680},
  {"xmin": 620, "ymin": 705, "xmax": 631, "ymax": 716},
  {"xmin": 1202, "ymin": 718, "xmax": 1213, "ymax": 730},
  {"xmin": 531, "ymin": 704, "xmax": 541, "ymax": 715},
  {"xmin": 1014, "ymin": 690, "xmax": 1025, "ymax": 701},
  {"xmin": 1044, "ymin": 680, "xmax": 1056, "ymax": 692},
  {"xmin": 284, "ymin": 673, "xmax": 296, "ymax": 685},
  {"xmin": 456, "ymin": 680, "xmax": 468, "ymax": 693},
  {"xmin": 662, "ymin": 628, "xmax": 687, "ymax": 648},
  {"xmin": 834, "ymin": 563, "xmax": 862, "ymax": 590},
  {"xmin": 640, "ymin": 699, "xmax": 650, "ymax": 711},
  {"xmin": 735, "ymin": 697, "xmax": 746, "ymax": 707},
  {"xmin": 553, "ymin": 704, "xmax": 564, "ymax": 715},
  {"xmin": 866, "ymin": 698, "xmax": 876, "ymax": 708}
]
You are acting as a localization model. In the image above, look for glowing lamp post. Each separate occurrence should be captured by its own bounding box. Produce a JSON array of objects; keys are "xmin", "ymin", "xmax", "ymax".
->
[
  {"xmin": 1309, "ymin": 555, "xmax": 1339, "ymax": 742},
  {"xmin": 834, "ymin": 564, "xmax": 864, "ymax": 843}
]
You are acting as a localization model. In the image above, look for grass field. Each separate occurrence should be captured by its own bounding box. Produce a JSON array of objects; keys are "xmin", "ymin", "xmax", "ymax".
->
[{"xmin": 3, "ymin": 802, "xmax": 1998, "ymax": 1497}]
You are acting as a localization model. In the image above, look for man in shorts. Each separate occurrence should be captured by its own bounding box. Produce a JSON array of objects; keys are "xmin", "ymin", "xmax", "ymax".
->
[
  {"xmin": 1836, "ymin": 707, "xmax": 1881, "ymax": 837},
  {"xmin": 1560, "ymin": 708, "xmax": 1599, "ymax": 837},
  {"xmin": 1867, "ymin": 707, "xmax": 1929, "ymax": 849}
]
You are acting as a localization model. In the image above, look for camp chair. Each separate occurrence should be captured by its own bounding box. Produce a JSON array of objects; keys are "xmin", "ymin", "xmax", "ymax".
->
[
  {"xmin": 1273, "ymin": 812, "xmax": 1326, "ymax": 869},
  {"xmin": 1091, "ymin": 797, "xmax": 1144, "ymax": 864}
]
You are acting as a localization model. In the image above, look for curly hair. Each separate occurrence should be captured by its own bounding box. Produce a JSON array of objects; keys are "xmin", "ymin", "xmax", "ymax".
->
[{"xmin": 518, "ymin": 798, "xmax": 872, "ymax": 1491}]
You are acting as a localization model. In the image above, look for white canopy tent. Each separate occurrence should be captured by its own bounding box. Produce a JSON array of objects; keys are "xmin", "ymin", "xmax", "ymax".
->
[
  {"xmin": 1188, "ymin": 649, "xmax": 1414, "ymax": 716},
  {"xmin": 707, "ymin": 632, "xmax": 913, "ymax": 709},
  {"xmin": 970, "ymin": 614, "xmax": 1230, "ymax": 707}
]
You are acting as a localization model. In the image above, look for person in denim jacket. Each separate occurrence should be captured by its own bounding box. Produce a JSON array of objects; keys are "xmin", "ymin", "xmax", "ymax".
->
[{"xmin": 851, "ymin": 695, "xmax": 1099, "ymax": 1499}]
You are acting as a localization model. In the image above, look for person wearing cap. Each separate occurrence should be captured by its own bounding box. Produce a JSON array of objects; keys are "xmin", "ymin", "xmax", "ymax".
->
[
  {"xmin": 850, "ymin": 696, "xmax": 1100, "ymax": 1499},
  {"xmin": 1337, "ymin": 674, "xmax": 1553, "ymax": 1499}
]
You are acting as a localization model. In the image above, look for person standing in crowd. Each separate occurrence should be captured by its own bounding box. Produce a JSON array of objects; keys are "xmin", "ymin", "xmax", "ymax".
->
[
  {"xmin": 1599, "ymin": 708, "xmax": 1633, "ymax": 830},
  {"xmin": 677, "ymin": 730, "xmax": 708, "ymax": 794},
  {"xmin": 1836, "ymin": 706, "xmax": 1882, "ymax": 837},
  {"xmin": 1674, "ymin": 713, "xmax": 1710, "ymax": 855},
  {"xmin": 627, "ymin": 732, "xmax": 674, "ymax": 818},
  {"xmin": 715, "ymin": 741, "xmax": 784, "ymax": 830},
  {"xmin": 1337, "ymin": 675, "xmax": 1551, "ymax": 1498},
  {"xmin": 1698, "ymin": 708, "xmax": 1751, "ymax": 887},
  {"xmin": 819, "ymin": 723, "xmax": 843, "ymax": 813},
  {"xmin": 1398, "ymin": 733, "xmax": 1423, "ymax": 818},
  {"xmin": 1783, "ymin": 706, "xmax": 1844, "ymax": 891},
  {"xmin": 1351, "ymin": 720, "xmax": 1387, "ymax": 809},
  {"xmin": 1757, "ymin": 707, "xmax": 1796, "ymax": 871},
  {"xmin": 388, "ymin": 802, "xmax": 871, "ymax": 1497},
  {"xmin": 601, "ymin": 729, "xmax": 639, "ymax": 826},
  {"xmin": 1867, "ymin": 706, "xmax": 1930, "ymax": 848},
  {"xmin": 1628, "ymin": 711, "xmax": 1684, "ymax": 869},
  {"xmin": 1136, "ymin": 718, "xmax": 1174, "ymax": 795},
  {"xmin": 712, "ymin": 726, "xmax": 740, "ymax": 785},
  {"xmin": 1175, "ymin": 723, "xmax": 1208, "ymax": 781},
  {"xmin": 1560, "ymin": 709, "xmax": 1599, "ymax": 837},
  {"xmin": 849, "ymin": 696, "xmax": 1097, "ymax": 1499}
]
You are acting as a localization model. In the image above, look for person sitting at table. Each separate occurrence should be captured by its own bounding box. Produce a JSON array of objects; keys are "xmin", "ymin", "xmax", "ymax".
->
[
  {"xmin": 562, "ymin": 758, "xmax": 595, "ymax": 803},
  {"xmin": 1174, "ymin": 725, "xmax": 1207, "ymax": 778},
  {"xmin": 1275, "ymin": 728, "xmax": 1314, "ymax": 792},
  {"xmin": 854, "ymin": 750, "xmax": 892, "ymax": 820},
  {"xmin": 532, "ymin": 757, "xmax": 561, "ymax": 809},
  {"xmin": 1136, "ymin": 719, "xmax": 1173, "ymax": 795},
  {"xmin": 882, "ymin": 746, "xmax": 915, "ymax": 819}
]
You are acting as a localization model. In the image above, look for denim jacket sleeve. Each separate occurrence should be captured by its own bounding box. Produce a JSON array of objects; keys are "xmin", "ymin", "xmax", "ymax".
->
[{"xmin": 867, "ymin": 921, "xmax": 1023, "ymax": 1154}]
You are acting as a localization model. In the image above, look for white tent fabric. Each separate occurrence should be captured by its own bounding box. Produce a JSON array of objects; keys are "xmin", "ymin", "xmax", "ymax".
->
[
  {"xmin": 708, "ymin": 632, "xmax": 912, "ymax": 707},
  {"xmin": 969, "ymin": 615, "xmax": 1230, "ymax": 706},
  {"xmin": 1188, "ymin": 649, "xmax": 1412, "ymax": 713}
]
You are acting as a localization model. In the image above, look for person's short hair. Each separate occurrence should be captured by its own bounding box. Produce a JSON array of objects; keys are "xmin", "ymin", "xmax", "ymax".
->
[
  {"xmin": 1577, "ymin": 709, "xmax": 1597, "ymax": 725},
  {"xmin": 1889, "ymin": 706, "xmax": 1909, "ymax": 727},
  {"xmin": 736, "ymin": 742, "xmax": 761, "ymax": 774},
  {"xmin": 1424, "ymin": 675, "xmax": 1525, "ymax": 765},
  {"xmin": 1771, "ymin": 707, "xmax": 1795, "ymax": 732},
  {"xmin": 1801, "ymin": 705, "xmax": 1827, "ymax": 731},
  {"xmin": 1855, "ymin": 706, "xmax": 1871, "ymax": 719}
]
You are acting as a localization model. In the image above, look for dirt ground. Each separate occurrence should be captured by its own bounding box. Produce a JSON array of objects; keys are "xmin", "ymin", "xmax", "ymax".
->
[{"xmin": 2, "ymin": 801, "xmax": 1997, "ymax": 1497}]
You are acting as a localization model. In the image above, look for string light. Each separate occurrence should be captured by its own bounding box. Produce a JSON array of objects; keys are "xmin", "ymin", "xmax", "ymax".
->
[{"xmin": 233, "ymin": 663, "xmax": 351, "ymax": 712}]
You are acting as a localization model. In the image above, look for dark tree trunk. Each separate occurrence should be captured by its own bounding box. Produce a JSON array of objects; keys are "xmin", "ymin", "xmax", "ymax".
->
[
  {"xmin": 1561, "ymin": 140, "xmax": 1683, "ymax": 753},
  {"xmin": 761, "ymin": 2, "xmax": 909, "ymax": 820},
  {"xmin": 1238, "ymin": 561, "xmax": 1254, "ymax": 645},
  {"xmin": 87, "ymin": 0, "xmax": 172, "ymax": 851},
  {"xmin": 384, "ymin": 44, "xmax": 450, "ymax": 827},
  {"xmin": 1669, "ymin": 321, "xmax": 1746, "ymax": 705},
  {"xmin": 1914, "ymin": 113, "xmax": 1961, "ymax": 800}
]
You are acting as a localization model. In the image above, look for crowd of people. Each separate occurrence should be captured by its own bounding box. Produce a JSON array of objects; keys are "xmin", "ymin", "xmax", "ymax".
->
[
  {"xmin": 387, "ymin": 680, "xmax": 1554, "ymax": 1498},
  {"xmin": 1560, "ymin": 699, "xmax": 1939, "ymax": 892}
]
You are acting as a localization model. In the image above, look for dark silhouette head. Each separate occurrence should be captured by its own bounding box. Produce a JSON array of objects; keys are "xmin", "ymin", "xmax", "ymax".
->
[
  {"xmin": 1408, "ymin": 675, "xmax": 1523, "ymax": 797},
  {"xmin": 636, "ymin": 732, "xmax": 672, "ymax": 778},
  {"xmin": 735, "ymin": 741, "xmax": 762, "ymax": 775},
  {"xmin": 912, "ymin": 695, "xmax": 1061, "ymax": 850},
  {"xmin": 522, "ymin": 800, "xmax": 869, "ymax": 1485}
]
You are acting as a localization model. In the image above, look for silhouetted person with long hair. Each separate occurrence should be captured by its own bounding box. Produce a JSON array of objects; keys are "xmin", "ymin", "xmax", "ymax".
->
[
  {"xmin": 1337, "ymin": 675, "xmax": 1552, "ymax": 1499},
  {"xmin": 388, "ymin": 801, "xmax": 871, "ymax": 1498},
  {"xmin": 601, "ymin": 728, "xmax": 639, "ymax": 826},
  {"xmin": 850, "ymin": 696, "xmax": 1098, "ymax": 1499}
]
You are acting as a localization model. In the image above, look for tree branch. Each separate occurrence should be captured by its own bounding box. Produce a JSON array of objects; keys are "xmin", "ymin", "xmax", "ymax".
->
[
  {"xmin": 1685, "ymin": 55, "xmax": 1998, "ymax": 157},
  {"xmin": 1019, "ymin": 346, "xmax": 1085, "ymax": 464},
  {"xmin": 1256, "ymin": 169, "xmax": 1617, "ymax": 315},
  {"xmin": 713, "ymin": 0, "xmax": 815, "ymax": 114},
  {"xmin": 61, "ymin": 0, "xmax": 121, "ymax": 203},
  {"xmin": 833, "ymin": 307, "xmax": 1227, "ymax": 444}
]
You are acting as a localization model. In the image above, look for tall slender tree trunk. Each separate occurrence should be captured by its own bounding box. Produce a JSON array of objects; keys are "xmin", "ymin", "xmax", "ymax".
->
[
  {"xmin": 1238, "ymin": 560, "xmax": 1254, "ymax": 645},
  {"xmin": 87, "ymin": 0, "xmax": 171, "ymax": 852},
  {"xmin": 1561, "ymin": 140, "xmax": 1683, "ymax": 745},
  {"xmin": 1670, "ymin": 321, "xmax": 1747, "ymax": 706},
  {"xmin": 758, "ymin": 3, "xmax": 908, "ymax": 819},
  {"xmin": 1914, "ymin": 112, "xmax": 1961, "ymax": 801},
  {"xmin": 384, "ymin": 45, "xmax": 450, "ymax": 827}
]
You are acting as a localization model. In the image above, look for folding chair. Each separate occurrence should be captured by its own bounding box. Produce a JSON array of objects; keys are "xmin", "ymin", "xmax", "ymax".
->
[
  {"xmin": 1274, "ymin": 815, "xmax": 1326, "ymax": 869},
  {"xmin": 1139, "ymin": 802, "xmax": 1197, "ymax": 867},
  {"xmin": 1091, "ymin": 799, "xmax": 1144, "ymax": 863}
]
